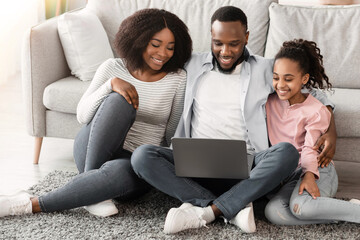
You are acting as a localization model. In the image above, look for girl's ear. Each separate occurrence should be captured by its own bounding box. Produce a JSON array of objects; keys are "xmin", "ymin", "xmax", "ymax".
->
[{"xmin": 302, "ymin": 73, "xmax": 310, "ymax": 85}]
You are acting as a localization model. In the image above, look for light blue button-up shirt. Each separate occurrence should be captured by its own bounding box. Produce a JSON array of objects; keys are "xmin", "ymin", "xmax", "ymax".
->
[{"xmin": 173, "ymin": 47, "xmax": 333, "ymax": 153}]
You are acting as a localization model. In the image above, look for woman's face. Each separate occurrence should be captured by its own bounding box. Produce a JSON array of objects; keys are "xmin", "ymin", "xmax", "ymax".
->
[
  {"xmin": 142, "ymin": 28, "xmax": 175, "ymax": 72},
  {"xmin": 273, "ymin": 58, "xmax": 309, "ymax": 105}
]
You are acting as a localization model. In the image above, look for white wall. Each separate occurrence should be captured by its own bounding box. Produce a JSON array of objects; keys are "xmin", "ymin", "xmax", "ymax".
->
[
  {"xmin": 0, "ymin": 0, "xmax": 45, "ymax": 85},
  {"xmin": 0, "ymin": 0, "xmax": 87, "ymax": 85},
  {"xmin": 67, "ymin": 0, "xmax": 87, "ymax": 11},
  {"xmin": 280, "ymin": 0, "xmax": 360, "ymax": 5}
]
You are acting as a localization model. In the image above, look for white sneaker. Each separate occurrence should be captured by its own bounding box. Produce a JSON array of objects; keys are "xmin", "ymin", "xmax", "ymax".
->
[
  {"xmin": 164, "ymin": 204, "xmax": 215, "ymax": 234},
  {"xmin": 84, "ymin": 199, "xmax": 118, "ymax": 217},
  {"xmin": 229, "ymin": 202, "xmax": 256, "ymax": 233},
  {"xmin": 0, "ymin": 191, "xmax": 33, "ymax": 217},
  {"xmin": 179, "ymin": 202, "xmax": 194, "ymax": 209},
  {"xmin": 349, "ymin": 199, "xmax": 360, "ymax": 205}
]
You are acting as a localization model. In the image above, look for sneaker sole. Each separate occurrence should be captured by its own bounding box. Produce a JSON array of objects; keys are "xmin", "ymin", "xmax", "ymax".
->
[
  {"xmin": 84, "ymin": 202, "xmax": 119, "ymax": 217},
  {"xmin": 350, "ymin": 199, "xmax": 360, "ymax": 205},
  {"xmin": 243, "ymin": 204, "xmax": 256, "ymax": 233},
  {"xmin": 230, "ymin": 203, "xmax": 256, "ymax": 233},
  {"xmin": 164, "ymin": 208, "xmax": 179, "ymax": 234},
  {"xmin": 84, "ymin": 207, "xmax": 118, "ymax": 217}
]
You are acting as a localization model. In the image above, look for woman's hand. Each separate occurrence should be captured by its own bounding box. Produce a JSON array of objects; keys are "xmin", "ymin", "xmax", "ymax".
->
[
  {"xmin": 299, "ymin": 172, "xmax": 320, "ymax": 199},
  {"xmin": 111, "ymin": 77, "xmax": 139, "ymax": 109}
]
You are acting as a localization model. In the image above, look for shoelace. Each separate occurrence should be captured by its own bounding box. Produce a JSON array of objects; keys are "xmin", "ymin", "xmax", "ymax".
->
[
  {"xmin": 10, "ymin": 199, "xmax": 31, "ymax": 215},
  {"xmin": 182, "ymin": 216, "xmax": 207, "ymax": 230},
  {"xmin": 221, "ymin": 216, "xmax": 229, "ymax": 224}
]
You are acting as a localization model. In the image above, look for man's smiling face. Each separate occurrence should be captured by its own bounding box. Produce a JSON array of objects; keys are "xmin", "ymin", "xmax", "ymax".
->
[{"xmin": 211, "ymin": 20, "xmax": 249, "ymax": 73}]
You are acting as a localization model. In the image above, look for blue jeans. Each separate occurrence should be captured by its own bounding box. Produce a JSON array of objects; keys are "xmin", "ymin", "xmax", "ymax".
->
[
  {"xmin": 39, "ymin": 92, "xmax": 150, "ymax": 212},
  {"xmin": 265, "ymin": 163, "xmax": 360, "ymax": 224},
  {"xmin": 131, "ymin": 142, "xmax": 299, "ymax": 220}
]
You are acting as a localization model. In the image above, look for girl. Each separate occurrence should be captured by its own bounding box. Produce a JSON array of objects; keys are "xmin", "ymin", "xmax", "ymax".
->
[
  {"xmin": 0, "ymin": 9, "xmax": 192, "ymax": 218},
  {"xmin": 265, "ymin": 39, "xmax": 360, "ymax": 225}
]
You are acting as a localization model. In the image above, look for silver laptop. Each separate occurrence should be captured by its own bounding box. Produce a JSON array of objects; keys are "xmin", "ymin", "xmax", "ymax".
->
[{"xmin": 172, "ymin": 138, "xmax": 254, "ymax": 179}]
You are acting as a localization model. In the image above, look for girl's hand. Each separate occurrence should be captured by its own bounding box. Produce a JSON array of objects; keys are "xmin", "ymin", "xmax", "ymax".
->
[
  {"xmin": 111, "ymin": 77, "xmax": 139, "ymax": 109},
  {"xmin": 299, "ymin": 172, "xmax": 320, "ymax": 199}
]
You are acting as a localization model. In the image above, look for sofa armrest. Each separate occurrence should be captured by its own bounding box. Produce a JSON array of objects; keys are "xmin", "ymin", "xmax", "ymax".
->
[{"xmin": 22, "ymin": 16, "xmax": 71, "ymax": 137}]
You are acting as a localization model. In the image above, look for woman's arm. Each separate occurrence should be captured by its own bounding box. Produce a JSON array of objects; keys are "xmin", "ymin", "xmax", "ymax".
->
[
  {"xmin": 76, "ymin": 59, "xmax": 115, "ymax": 124},
  {"xmin": 164, "ymin": 70, "xmax": 187, "ymax": 146},
  {"xmin": 111, "ymin": 77, "xmax": 138, "ymax": 109}
]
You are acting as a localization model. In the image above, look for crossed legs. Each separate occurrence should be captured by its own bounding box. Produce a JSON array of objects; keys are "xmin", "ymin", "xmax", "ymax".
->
[
  {"xmin": 131, "ymin": 142, "xmax": 299, "ymax": 232},
  {"xmin": 31, "ymin": 92, "xmax": 150, "ymax": 213}
]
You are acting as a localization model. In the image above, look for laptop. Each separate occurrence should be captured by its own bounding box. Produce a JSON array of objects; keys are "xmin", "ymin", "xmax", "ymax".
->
[{"xmin": 172, "ymin": 138, "xmax": 254, "ymax": 179}]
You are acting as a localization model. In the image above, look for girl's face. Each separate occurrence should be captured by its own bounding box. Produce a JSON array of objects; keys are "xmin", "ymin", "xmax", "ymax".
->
[
  {"xmin": 273, "ymin": 58, "xmax": 309, "ymax": 105},
  {"xmin": 142, "ymin": 28, "xmax": 175, "ymax": 72}
]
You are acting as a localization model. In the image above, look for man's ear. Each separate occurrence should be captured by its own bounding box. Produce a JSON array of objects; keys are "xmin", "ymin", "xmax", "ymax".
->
[{"xmin": 245, "ymin": 31, "xmax": 249, "ymax": 45}]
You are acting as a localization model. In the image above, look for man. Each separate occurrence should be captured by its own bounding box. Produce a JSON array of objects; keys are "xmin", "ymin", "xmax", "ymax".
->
[{"xmin": 131, "ymin": 6, "xmax": 336, "ymax": 234}]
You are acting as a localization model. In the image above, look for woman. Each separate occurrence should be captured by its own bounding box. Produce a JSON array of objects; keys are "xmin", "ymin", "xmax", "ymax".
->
[
  {"xmin": 0, "ymin": 8, "xmax": 192, "ymax": 218},
  {"xmin": 265, "ymin": 39, "xmax": 360, "ymax": 225}
]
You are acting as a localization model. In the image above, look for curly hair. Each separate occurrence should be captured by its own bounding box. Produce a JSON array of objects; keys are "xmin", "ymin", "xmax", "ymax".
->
[
  {"xmin": 114, "ymin": 8, "xmax": 192, "ymax": 73},
  {"xmin": 275, "ymin": 39, "xmax": 332, "ymax": 90},
  {"xmin": 211, "ymin": 6, "xmax": 247, "ymax": 32}
]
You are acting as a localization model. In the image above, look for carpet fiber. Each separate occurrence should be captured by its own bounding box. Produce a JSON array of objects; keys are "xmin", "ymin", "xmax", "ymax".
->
[{"xmin": 1, "ymin": 170, "xmax": 359, "ymax": 239}]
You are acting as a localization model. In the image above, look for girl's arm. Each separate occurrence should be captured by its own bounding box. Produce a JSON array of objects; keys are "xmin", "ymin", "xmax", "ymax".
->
[
  {"xmin": 164, "ymin": 70, "xmax": 187, "ymax": 146},
  {"xmin": 301, "ymin": 105, "xmax": 331, "ymax": 179},
  {"xmin": 299, "ymin": 105, "xmax": 331, "ymax": 197}
]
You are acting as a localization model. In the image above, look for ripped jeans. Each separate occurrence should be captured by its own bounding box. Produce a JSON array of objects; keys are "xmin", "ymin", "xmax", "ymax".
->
[{"xmin": 265, "ymin": 163, "xmax": 360, "ymax": 225}]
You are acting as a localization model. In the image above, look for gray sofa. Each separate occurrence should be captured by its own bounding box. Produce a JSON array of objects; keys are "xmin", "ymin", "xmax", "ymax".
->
[{"xmin": 22, "ymin": 0, "xmax": 360, "ymax": 199}]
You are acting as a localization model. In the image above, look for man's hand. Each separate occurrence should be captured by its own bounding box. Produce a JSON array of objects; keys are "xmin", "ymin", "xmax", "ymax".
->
[
  {"xmin": 111, "ymin": 77, "xmax": 139, "ymax": 109},
  {"xmin": 313, "ymin": 106, "xmax": 337, "ymax": 167},
  {"xmin": 299, "ymin": 172, "xmax": 320, "ymax": 199}
]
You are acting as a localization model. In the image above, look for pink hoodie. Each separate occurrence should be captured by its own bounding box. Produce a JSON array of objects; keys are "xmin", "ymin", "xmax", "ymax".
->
[{"xmin": 266, "ymin": 93, "xmax": 331, "ymax": 178}]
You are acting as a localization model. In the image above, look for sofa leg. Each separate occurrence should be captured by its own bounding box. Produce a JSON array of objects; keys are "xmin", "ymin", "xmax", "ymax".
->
[{"xmin": 34, "ymin": 137, "xmax": 43, "ymax": 164}]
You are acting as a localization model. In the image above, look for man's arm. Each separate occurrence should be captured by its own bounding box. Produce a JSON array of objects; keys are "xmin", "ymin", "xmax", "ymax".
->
[
  {"xmin": 306, "ymin": 88, "xmax": 337, "ymax": 166},
  {"xmin": 313, "ymin": 106, "xmax": 337, "ymax": 167}
]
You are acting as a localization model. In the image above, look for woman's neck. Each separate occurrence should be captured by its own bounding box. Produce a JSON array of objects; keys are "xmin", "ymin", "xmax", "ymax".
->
[{"xmin": 130, "ymin": 68, "xmax": 167, "ymax": 82}]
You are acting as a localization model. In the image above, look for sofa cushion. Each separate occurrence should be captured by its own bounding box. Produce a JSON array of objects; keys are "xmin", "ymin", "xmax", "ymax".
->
[
  {"xmin": 43, "ymin": 76, "xmax": 90, "ymax": 114},
  {"xmin": 265, "ymin": 3, "xmax": 360, "ymax": 89},
  {"xmin": 86, "ymin": 0, "xmax": 277, "ymax": 56},
  {"xmin": 326, "ymin": 88, "xmax": 360, "ymax": 138},
  {"xmin": 46, "ymin": 111, "xmax": 82, "ymax": 139},
  {"xmin": 58, "ymin": 10, "xmax": 114, "ymax": 81}
]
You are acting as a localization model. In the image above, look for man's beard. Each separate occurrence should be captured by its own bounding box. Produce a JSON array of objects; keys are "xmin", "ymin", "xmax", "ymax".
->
[{"xmin": 212, "ymin": 51, "xmax": 244, "ymax": 74}]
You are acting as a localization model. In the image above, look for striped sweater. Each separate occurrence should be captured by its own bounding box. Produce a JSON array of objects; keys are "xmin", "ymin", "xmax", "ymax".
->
[{"xmin": 77, "ymin": 58, "xmax": 186, "ymax": 152}]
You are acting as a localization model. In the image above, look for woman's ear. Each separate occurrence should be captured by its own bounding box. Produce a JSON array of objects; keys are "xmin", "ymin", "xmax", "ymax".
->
[{"xmin": 302, "ymin": 73, "xmax": 310, "ymax": 85}]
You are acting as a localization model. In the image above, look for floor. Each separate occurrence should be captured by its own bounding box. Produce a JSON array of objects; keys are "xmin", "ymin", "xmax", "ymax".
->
[{"xmin": 0, "ymin": 75, "xmax": 77, "ymax": 195}]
